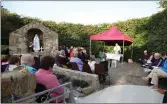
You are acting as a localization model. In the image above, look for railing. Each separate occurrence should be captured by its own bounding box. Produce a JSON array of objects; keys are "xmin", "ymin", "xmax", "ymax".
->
[{"xmin": 12, "ymin": 82, "xmax": 75, "ymax": 103}]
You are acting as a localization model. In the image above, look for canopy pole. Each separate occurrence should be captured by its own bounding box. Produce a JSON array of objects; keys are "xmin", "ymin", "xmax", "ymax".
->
[
  {"xmin": 90, "ymin": 39, "xmax": 91, "ymax": 56},
  {"xmin": 131, "ymin": 43, "xmax": 134, "ymax": 59},
  {"xmin": 103, "ymin": 42, "xmax": 105, "ymax": 52},
  {"xmin": 122, "ymin": 40, "xmax": 125, "ymax": 63}
]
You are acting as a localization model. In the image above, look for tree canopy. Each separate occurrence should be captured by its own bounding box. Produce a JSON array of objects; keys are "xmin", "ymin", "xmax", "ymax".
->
[{"xmin": 159, "ymin": 1, "xmax": 167, "ymax": 8}]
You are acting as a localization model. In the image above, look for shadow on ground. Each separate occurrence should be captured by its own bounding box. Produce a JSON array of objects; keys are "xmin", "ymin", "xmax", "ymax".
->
[{"xmin": 108, "ymin": 62, "xmax": 148, "ymax": 86}]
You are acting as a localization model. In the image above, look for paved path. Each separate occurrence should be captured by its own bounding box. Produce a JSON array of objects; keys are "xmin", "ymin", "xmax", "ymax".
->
[
  {"xmin": 76, "ymin": 85, "xmax": 164, "ymax": 103},
  {"xmin": 108, "ymin": 62, "xmax": 148, "ymax": 86},
  {"xmin": 76, "ymin": 63, "xmax": 165, "ymax": 103}
]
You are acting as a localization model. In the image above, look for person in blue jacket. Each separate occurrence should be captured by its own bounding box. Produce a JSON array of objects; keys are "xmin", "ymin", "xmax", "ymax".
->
[
  {"xmin": 142, "ymin": 52, "xmax": 167, "ymax": 89},
  {"xmin": 20, "ymin": 54, "xmax": 37, "ymax": 74}
]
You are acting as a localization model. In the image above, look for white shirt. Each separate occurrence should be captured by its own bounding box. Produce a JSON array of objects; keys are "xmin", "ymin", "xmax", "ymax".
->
[
  {"xmin": 113, "ymin": 45, "xmax": 121, "ymax": 54},
  {"xmin": 8, "ymin": 65, "xmax": 18, "ymax": 71},
  {"xmin": 88, "ymin": 61, "xmax": 96, "ymax": 72}
]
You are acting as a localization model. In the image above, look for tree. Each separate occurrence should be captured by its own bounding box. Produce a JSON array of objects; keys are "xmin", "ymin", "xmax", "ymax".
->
[{"xmin": 159, "ymin": 1, "xmax": 167, "ymax": 8}]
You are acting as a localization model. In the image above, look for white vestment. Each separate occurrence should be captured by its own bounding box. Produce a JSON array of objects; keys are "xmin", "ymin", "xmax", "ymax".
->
[{"xmin": 113, "ymin": 45, "xmax": 121, "ymax": 54}]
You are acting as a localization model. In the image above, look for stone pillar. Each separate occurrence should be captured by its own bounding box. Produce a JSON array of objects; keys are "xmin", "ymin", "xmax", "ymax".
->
[{"xmin": 1, "ymin": 70, "xmax": 36, "ymax": 103}]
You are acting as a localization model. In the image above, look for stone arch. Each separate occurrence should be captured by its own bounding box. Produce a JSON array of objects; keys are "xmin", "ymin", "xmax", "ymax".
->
[{"xmin": 26, "ymin": 28, "xmax": 44, "ymax": 52}]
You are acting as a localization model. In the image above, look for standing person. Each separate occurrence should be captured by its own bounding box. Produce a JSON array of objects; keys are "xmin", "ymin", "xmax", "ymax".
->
[
  {"xmin": 66, "ymin": 46, "xmax": 70, "ymax": 57},
  {"xmin": 113, "ymin": 43, "xmax": 121, "ymax": 54},
  {"xmin": 98, "ymin": 51, "xmax": 102, "ymax": 58},
  {"xmin": 35, "ymin": 56, "xmax": 64, "ymax": 103},
  {"xmin": 69, "ymin": 46, "xmax": 74, "ymax": 59}
]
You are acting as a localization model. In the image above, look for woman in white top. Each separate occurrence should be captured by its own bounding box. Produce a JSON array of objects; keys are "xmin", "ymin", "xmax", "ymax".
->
[
  {"xmin": 5, "ymin": 56, "xmax": 20, "ymax": 72},
  {"xmin": 88, "ymin": 57, "xmax": 96, "ymax": 73}
]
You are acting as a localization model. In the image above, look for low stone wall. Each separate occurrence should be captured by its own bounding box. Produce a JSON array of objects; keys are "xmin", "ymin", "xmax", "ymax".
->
[
  {"xmin": 53, "ymin": 66, "xmax": 100, "ymax": 95},
  {"xmin": 1, "ymin": 69, "xmax": 36, "ymax": 103}
]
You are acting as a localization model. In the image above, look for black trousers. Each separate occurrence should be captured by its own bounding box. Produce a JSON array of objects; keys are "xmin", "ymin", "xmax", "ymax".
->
[{"xmin": 163, "ymin": 91, "xmax": 167, "ymax": 103}]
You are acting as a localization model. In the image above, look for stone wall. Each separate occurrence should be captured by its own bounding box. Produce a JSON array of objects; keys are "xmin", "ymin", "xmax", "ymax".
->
[
  {"xmin": 52, "ymin": 66, "xmax": 100, "ymax": 94},
  {"xmin": 9, "ymin": 22, "xmax": 58, "ymax": 56},
  {"xmin": 1, "ymin": 69, "xmax": 36, "ymax": 103}
]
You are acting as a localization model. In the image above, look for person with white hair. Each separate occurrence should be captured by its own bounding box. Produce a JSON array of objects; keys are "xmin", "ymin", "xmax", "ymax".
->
[
  {"xmin": 150, "ymin": 53, "xmax": 163, "ymax": 67},
  {"xmin": 144, "ymin": 52, "xmax": 163, "ymax": 72},
  {"xmin": 70, "ymin": 50, "xmax": 83, "ymax": 71},
  {"xmin": 20, "ymin": 54, "xmax": 37, "ymax": 74}
]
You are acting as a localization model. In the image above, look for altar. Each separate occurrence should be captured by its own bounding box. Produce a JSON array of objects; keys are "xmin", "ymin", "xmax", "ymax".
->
[{"xmin": 106, "ymin": 53, "xmax": 123, "ymax": 61}]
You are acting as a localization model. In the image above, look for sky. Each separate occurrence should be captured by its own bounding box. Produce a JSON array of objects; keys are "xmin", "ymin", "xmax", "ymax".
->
[{"xmin": 2, "ymin": 1, "xmax": 163, "ymax": 25}]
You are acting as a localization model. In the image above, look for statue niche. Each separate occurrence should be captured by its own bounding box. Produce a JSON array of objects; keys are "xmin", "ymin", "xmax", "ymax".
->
[{"xmin": 27, "ymin": 28, "xmax": 44, "ymax": 52}]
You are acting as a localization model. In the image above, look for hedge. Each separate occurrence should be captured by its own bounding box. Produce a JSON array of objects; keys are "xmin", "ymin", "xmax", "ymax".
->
[{"xmin": 1, "ymin": 7, "xmax": 167, "ymax": 61}]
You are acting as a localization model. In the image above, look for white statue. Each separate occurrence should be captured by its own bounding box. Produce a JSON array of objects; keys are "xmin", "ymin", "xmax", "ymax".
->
[{"xmin": 33, "ymin": 34, "xmax": 40, "ymax": 52}]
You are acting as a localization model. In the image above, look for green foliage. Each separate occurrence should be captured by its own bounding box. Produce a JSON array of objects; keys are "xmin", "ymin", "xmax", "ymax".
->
[
  {"xmin": 1, "ymin": 6, "xmax": 167, "ymax": 61},
  {"xmin": 159, "ymin": 1, "xmax": 167, "ymax": 8},
  {"xmin": 147, "ymin": 8, "xmax": 167, "ymax": 53}
]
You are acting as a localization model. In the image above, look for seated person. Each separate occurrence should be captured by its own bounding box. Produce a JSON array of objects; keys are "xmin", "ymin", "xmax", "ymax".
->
[
  {"xmin": 142, "ymin": 52, "xmax": 167, "ymax": 89},
  {"xmin": 1, "ymin": 55, "xmax": 10, "ymax": 72},
  {"xmin": 143, "ymin": 52, "xmax": 155, "ymax": 66},
  {"xmin": 100, "ymin": 61, "xmax": 109, "ymax": 73},
  {"xmin": 144, "ymin": 53, "xmax": 163, "ymax": 72},
  {"xmin": 88, "ymin": 57, "xmax": 96, "ymax": 73},
  {"xmin": 20, "ymin": 54, "xmax": 37, "ymax": 74},
  {"xmin": 5, "ymin": 55, "xmax": 20, "ymax": 72},
  {"xmin": 149, "ymin": 53, "xmax": 163, "ymax": 69},
  {"xmin": 70, "ymin": 50, "xmax": 83, "ymax": 72},
  {"xmin": 139, "ymin": 50, "xmax": 150, "ymax": 65},
  {"xmin": 35, "ymin": 56, "xmax": 64, "ymax": 103},
  {"xmin": 79, "ymin": 50, "xmax": 87, "ymax": 63},
  {"xmin": 32, "ymin": 56, "xmax": 40, "ymax": 70},
  {"xmin": 100, "ymin": 53, "xmax": 109, "ymax": 73},
  {"xmin": 1, "ymin": 55, "xmax": 10, "ymax": 65},
  {"xmin": 58, "ymin": 50, "xmax": 69, "ymax": 67},
  {"xmin": 55, "ymin": 51, "xmax": 61, "ymax": 66}
]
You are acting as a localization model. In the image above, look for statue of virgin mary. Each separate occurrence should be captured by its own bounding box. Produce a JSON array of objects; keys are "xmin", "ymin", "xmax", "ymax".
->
[{"xmin": 33, "ymin": 34, "xmax": 40, "ymax": 52}]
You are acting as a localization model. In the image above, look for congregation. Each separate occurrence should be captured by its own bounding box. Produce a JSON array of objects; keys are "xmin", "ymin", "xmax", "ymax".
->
[
  {"xmin": 1, "ymin": 47, "xmax": 167, "ymax": 103},
  {"xmin": 139, "ymin": 50, "xmax": 167, "ymax": 91},
  {"xmin": 1, "ymin": 45, "xmax": 110, "ymax": 103}
]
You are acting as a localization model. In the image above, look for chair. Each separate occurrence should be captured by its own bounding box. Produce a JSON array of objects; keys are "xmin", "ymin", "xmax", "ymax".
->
[
  {"xmin": 95, "ymin": 64, "xmax": 111, "ymax": 85},
  {"xmin": 69, "ymin": 62, "xmax": 80, "ymax": 71},
  {"xmin": 35, "ymin": 84, "xmax": 49, "ymax": 103},
  {"xmin": 100, "ymin": 61, "xmax": 108, "ymax": 72},
  {"xmin": 82, "ymin": 64, "xmax": 92, "ymax": 74}
]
